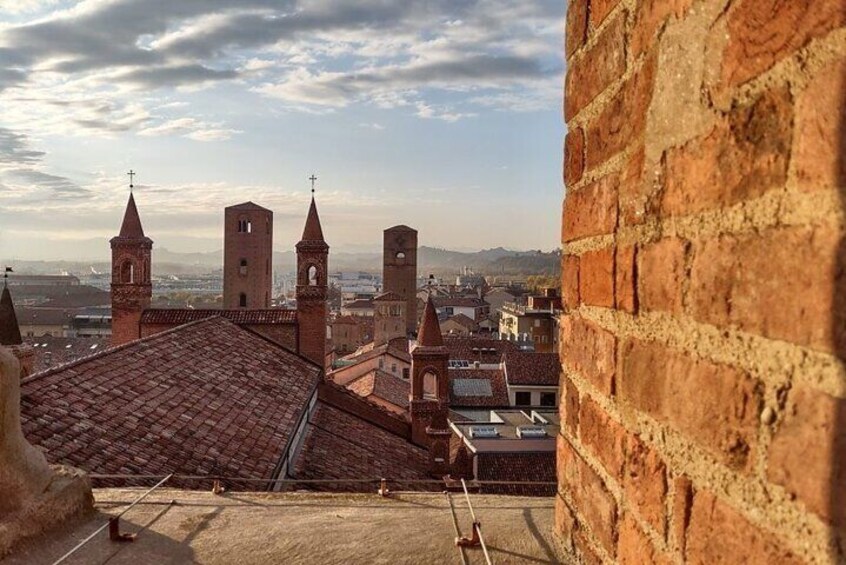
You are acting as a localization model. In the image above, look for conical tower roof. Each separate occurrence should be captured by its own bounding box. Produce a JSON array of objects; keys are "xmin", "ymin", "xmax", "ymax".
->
[
  {"xmin": 417, "ymin": 296, "xmax": 444, "ymax": 347},
  {"xmin": 301, "ymin": 197, "xmax": 325, "ymax": 242},
  {"xmin": 0, "ymin": 286, "xmax": 22, "ymax": 346},
  {"xmin": 118, "ymin": 193, "xmax": 146, "ymax": 238}
]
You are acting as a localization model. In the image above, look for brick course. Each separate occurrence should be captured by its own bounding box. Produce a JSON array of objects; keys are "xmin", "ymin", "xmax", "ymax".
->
[{"xmin": 558, "ymin": 1, "xmax": 845, "ymax": 562}]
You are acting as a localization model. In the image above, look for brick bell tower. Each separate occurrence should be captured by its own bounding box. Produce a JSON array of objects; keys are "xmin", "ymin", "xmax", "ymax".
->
[
  {"xmin": 110, "ymin": 186, "xmax": 152, "ymax": 346},
  {"xmin": 296, "ymin": 187, "xmax": 328, "ymax": 366},
  {"xmin": 223, "ymin": 202, "xmax": 273, "ymax": 309},
  {"xmin": 383, "ymin": 225, "xmax": 418, "ymax": 334},
  {"xmin": 410, "ymin": 296, "xmax": 451, "ymax": 475}
]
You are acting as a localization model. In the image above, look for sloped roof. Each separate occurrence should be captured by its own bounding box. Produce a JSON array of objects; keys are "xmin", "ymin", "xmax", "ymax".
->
[
  {"xmin": 442, "ymin": 313, "xmax": 478, "ymax": 331},
  {"xmin": 0, "ymin": 286, "xmax": 22, "ymax": 345},
  {"xmin": 444, "ymin": 336, "xmax": 518, "ymax": 364},
  {"xmin": 448, "ymin": 369, "xmax": 509, "ymax": 407},
  {"xmin": 504, "ymin": 352, "xmax": 561, "ymax": 386},
  {"xmin": 345, "ymin": 369, "xmax": 410, "ymax": 410},
  {"xmin": 433, "ymin": 297, "xmax": 487, "ymax": 309},
  {"xmin": 117, "ymin": 193, "xmax": 147, "ymax": 239},
  {"xmin": 141, "ymin": 308, "xmax": 297, "ymax": 326},
  {"xmin": 384, "ymin": 225, "xmax": 417, "ymax": 233},
  {"xmin": 300, "ymin": 197, "xmax": 326, "ymax": 243},
  {"xmin": 417, "ymin": 297, "xmax": 443, "ymax": 347},
  {"xmin": 23, "ymin": 336, "xmax": 107, "ymax": 373},
  {"xmin": 373, "ymin": 291, "xmax": 403, "ymax": 302},
  {"xmin": 20, "ymin": 317, "xmax": 321, "ymax": 485},
  {"xmin": 226, "ymin": 201, "xmax": 271, "ymax": 212}
]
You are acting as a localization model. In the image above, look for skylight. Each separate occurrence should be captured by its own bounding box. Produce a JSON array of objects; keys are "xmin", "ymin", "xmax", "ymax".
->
[
  {"xmin": 469, "ymin": 426, "xmax": 499, "ymax": 438},
  {"xmin": 516, "ymin": 426, "xmax": 548, "ymax": 439}
]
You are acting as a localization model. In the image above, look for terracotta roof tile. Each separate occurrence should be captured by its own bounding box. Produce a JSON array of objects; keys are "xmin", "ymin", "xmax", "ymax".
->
[
  {"xmin": 20, "ymin": 317, "xmax": 321, "ymax": 487},
  {"xmin": 140, "ymin": 308, "xmax": 297, "ymax": 325},
  {"xmin": 117, "ymin": 193, "xmax": 147, "ymax": 239},
  {"xmin": 504, "ymin": 352, "xmax": 561, "ymax": 386},
  {"xmin": 448, "ymin": 369, "xmax": 509, "ymax": 407},
  {"xmin": 299, "ymin": 197, "xmax": 326, "ymax": 243},
  {"xmin": 345, "ymin": 369, "xmax": 410, "ymax": 411},
  {"xmin": 373, "ymin": 291, "xmax": 403, "ymax": 302}
]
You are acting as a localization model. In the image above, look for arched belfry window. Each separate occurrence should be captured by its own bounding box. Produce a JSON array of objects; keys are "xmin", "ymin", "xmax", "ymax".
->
[
  {"xmin": 120, "ymin": 261, "xmax": 134, "ymax": 284},
  {"xmin": 395, "ymin": 251, "xmax": 406, "ymax": 265},
  {"xmin": 238, "ymin": 219, "xmax": 252, "ymax": 233},
  {"xmin": 423, "ymin": 370, "xmax": 438, "ymax": 400},
  {"xmin": 239, "ymin": 293, "xmax": 247, "ymax": 308},
  {"xmin": 308, "ymin": 265, "xmax": 318, "ymax": 286}
]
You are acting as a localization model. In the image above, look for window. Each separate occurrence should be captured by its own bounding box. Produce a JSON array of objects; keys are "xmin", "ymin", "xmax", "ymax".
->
[
  {"xmin": 423, "ymin": 370, "xmax": 438, "ymax": 400},
  {"xmin": 119, "ymin": 261, "xmax": 134, "ymax": 283},
  {"xmin": 239, "ymin": 293, "xmax": 247, "ymax": 308},
  {"xmin": 308, "ymin": 265, "xmax": 318, "ymax": 286},
  {"xmin": 402, "ymin": 368, "xmax": 410, "ymax": 380},
  {"xmin": 239, "ymin": 259, "xmax": 248, "ymax": 275},
  {"xmin": 391, "ymin": 364, "xmax": 397, "ymax": 373},
  {"xmin": 515, "ymin": 391, "xmax": 531, "ymax": 406},
  {"xmin": 238, "ymin": 219, "xmax": 251, "ymax": 233},
  {"xmin": 540, "ymin": 392, "xmax": 556, "ymax": 407}
]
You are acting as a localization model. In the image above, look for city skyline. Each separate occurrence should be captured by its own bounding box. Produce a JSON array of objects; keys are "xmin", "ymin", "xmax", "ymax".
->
[{"xmin": 0, "ymin": 1, "xmax": 564, "ymax": 260}]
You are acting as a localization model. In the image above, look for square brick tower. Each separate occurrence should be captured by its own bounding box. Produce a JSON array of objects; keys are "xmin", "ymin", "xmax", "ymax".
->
[
  {"xmin": 110, "ymin": 193, "xmax": 152, "ymax": 346},
  {"xmin": 373, "ymin": 291, "xmax": 405, "ymax": 346},
  {"xmin": 223, "ymin": 202, "xmax": 273, "ymax": 309},
  {"xmin": 383, "ymin": 225, "xmax": 417, "ymax": 334}
]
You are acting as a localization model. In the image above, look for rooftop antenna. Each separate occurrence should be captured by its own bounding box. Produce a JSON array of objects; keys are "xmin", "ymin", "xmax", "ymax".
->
[
  {"xmin": 127, "ymin": 169, "xmax": 136, "ymax": 193},
  {"xmin": 309, "ymin": 174, "xmax": 317, "ymax": 196},
  {"xmin": 3, "ymin": 267, "xmax": 11, "ymax": 288}
]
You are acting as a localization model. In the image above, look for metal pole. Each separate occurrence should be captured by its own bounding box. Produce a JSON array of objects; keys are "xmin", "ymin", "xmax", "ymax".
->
[{"xmin": 461, "ymin": 479, "xmax": 492, "ymax": 565}]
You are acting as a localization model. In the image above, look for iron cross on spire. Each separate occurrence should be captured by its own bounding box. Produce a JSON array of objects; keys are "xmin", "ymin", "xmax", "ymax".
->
[
  {"xmin": 309, "ymin": 174, "xmax": 317, "ymax": 195},
  {"xmin": 127, "ymin": 170, "xmax": 136, "ymax": 191}
]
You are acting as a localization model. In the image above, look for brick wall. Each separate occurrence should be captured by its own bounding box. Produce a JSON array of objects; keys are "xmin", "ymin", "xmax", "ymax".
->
[{"xmin": 558, "ymin": 1, "xmax": 846, "ymax": 563}]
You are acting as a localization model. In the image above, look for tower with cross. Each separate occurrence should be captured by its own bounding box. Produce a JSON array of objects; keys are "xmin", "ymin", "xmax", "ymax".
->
[
  {"xmin": 110, "ymin": 172, "xmax": 153, "ymax": 346},
  {"xmin": 296, "ymin": 175, "xmax": 329, "ymax": 365}
]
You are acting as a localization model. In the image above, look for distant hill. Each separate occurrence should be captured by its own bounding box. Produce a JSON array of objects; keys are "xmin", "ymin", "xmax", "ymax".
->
[{"xmin": 4, "ymin": 246, "xmax": 560, "ymax": 278}]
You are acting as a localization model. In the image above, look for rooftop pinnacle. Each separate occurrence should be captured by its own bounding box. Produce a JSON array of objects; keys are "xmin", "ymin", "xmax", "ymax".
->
[
  {"xmin": 300, "ymin": 197, "xmax": 325, "ymax": 242},
  {"xmin": 118, "ymin": 193, "xmax": 146, "ymax": 238},
  {"xmin": 0, "ymin": 286, "xmax": 22, "ymax": 346},
  {"xmin": 417, "ymin": 296, "xmax": 443, "ymax": 347}
]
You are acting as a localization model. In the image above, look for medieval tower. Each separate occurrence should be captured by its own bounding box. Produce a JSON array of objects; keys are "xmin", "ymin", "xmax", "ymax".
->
[
  {"xmin": 223, "ymin": 202, "xmax": 273, "ymax": 309},
  {"xmin": 382, "ymin": 225, "xmax": 417, "ymax": 334},
  {"xmin": 296, "ymin": 196, "xmax": 329, "ymax": 366},
  {"xmin": 110, "ymin": 193, "xmax": 153, "ymax": 346},
  {"xmin": 373, "ymin": 291, "xmax": 405, "ymax": 347}
]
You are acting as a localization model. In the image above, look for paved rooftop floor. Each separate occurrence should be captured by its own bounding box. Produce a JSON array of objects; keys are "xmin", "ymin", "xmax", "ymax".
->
[{"xmin": 8, "ymin": 488, "xmax": 568, "ymax": 564}]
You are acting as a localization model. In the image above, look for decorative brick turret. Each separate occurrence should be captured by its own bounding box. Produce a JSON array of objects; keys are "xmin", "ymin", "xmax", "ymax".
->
[
  {"xmin": 296, "ymin": 196, "xmax": 329, "ymax": 366},
  {"xmin": 110, "ymin": 193, "xmax": 152, "ymax": 346},
  {"xmin": 410, "ymin": 296, "xmax": 449, "ymax": 451}
]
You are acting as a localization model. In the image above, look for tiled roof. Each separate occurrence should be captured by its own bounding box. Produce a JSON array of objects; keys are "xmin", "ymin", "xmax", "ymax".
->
[
  {"xmin": 373, "ymin": 291, "xmax": 403, "ymax": 302},
  {"xmin": 442, "ymin": 313, "xmax": 478, "ymax": 331},
  {"xmin": 140, "ymin": 308, "xmax": 297, "ymax": 325},
  {"xmin": 23, "ymin": 336, "xmax": 107, "ymax": 373},
  {"xmin": 20, "ymin": 317, "xmax": 321, "ymax": 486},
  {"xmin": 15, "ymin": 307, "xmax": 75, "ymax": 327},
  {"xmin": 345, "ymin": 369, "xmax": 410, "ymax": 410},
  {"xmin": 444, "ymin": 336, "xmax": 518, "ymax": 364},
  {"xmin": 433, "ymin": 297, "xmax": 487, "ymax": 308},
  {"xmin": 504, "ymin": 352, "xmax": 561, "ymax": 386},
  {"xmin": 339, "ymin": 341, "xmax": 411, "ymax": 365},
  {"xmin": 332, "ymin": 315, "xmax": 360, "ymax": 325},
  {"xmin": 291, "ymin": 400, "xmax": 429, "ymax": 490},
  {"xmin": 448, "ymin": 369, "xmax": 509, "ymax": 407},
  {"xmin": 343, "ymin": 299, "xmax": 374, "ymax": 309}
]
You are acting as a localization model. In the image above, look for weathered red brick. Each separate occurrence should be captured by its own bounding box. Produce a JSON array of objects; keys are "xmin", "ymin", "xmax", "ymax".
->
[
  {"xmin": 631, "ymin": 0, "xmax": 693, "ymax": 58},
  {"xmin": 689, "ymin": 224, "xmax": 840, "ymax": 354},
  {"xmin": 590, "ymin": 0, "xmax": 623, "ymax": 28},
  {"xmin": 565, "ymin": 0, "xmax": 589, "ymax": 59},
  {"xmin": 624, "ymin": 434, "xmax": 667, "ymax": 536},
  {"xmin": 619, "ymin": 146, "xmax": 649, "ymax": 226},
  {"xmin": 721, "ymin": 0, "xmax": 846, "ymax": 88},
  {"xmin": 564, "ymin": 127, "xmax": 586, "ymax": 187},
  {"xmin": 672, "ymin": 475, "xmax": 692, "ymax": 554},
  {"xmin": 562, "ymin": 375, "xmax": 580, "ymax": 435},
  {"xmin": 574, "ymin": 530, "xmax": 604, "ymax": 565},
  {"xmin": 793, "ymin": 58, "xmax": 846, "ymax": 193},
  {"xmin": 767, "ymin": 386, "xmax": 846, "ymax": 527},
  {"xmin": 615, "ymin": 245, "xmax": 637, "ymax": 314},
  {"xmin": 586, "ymin": 53, "xmax": 657, "ymax": 170},
  {"xmin": 618, "ymin": 514, "xmax": 671, "ymax": 565},
  {"xmin": 565, "ymin": 12, "xmax": 627, "ymax": 120},
  {"xmin": 558, "ymin": 437, "xmax": 618, "ymax": 557},
  {"xmin": 687, "ymin": 490, "xmax": 804, "ymax": 564},
  {"xmin": 579, "ymin": 396, "xmax": 626, "ymax": 480},
  {"xmin": 563, "ymin": 175, "xmax": 619, "ymax": 242},
  {"xmin": 555, "ymin": 492, "xmax": 577, "ymax": 550},
  {"xmin": 619, "ymin": 339, "xmax": 761, "ymax": 471},
  {"xmin": 561, "ymin": 254, "xmax": 580, "ymax": 310},
  {"xmin": 580, "ymin": 248, "xmax": 615, "ymax": 308},
  {"xmin": 561, "ymin": 316, "xmax": 616, "ymax": 397},
  {"xmin": 660, "ymin": 87, "xmax": 793, "ymax": 217},
  {"xmin": 639, "ymin": 238, "xmax": 687, "ymax": 314}
]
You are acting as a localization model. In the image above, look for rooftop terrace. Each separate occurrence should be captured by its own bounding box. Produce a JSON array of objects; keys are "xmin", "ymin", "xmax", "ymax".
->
[{"xmin": 8, "ymin": 489, "xmax": 566, "ymax": 564}]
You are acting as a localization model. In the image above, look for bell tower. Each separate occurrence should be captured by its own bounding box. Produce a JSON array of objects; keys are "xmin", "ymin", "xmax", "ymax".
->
[
  {"xmin": 110, "ymin": 182, "xmax": 153, "ymax": 346},
  {"xmin": 383, "ymin": 225, "xmax": 418, "ymax": 334},
  {"xmin": 410, "ymin": 296, "xmax": 451, "ymax": 473},
  {"xmin": 296, "ymin": 179, "xmax": 329, "ymax": 366}
]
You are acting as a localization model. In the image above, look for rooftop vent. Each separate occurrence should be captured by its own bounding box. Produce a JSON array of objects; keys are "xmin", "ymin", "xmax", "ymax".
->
[
  {"xmin": 516, "ymin": 426, "xmax": 548, "ymax": 439},
  {"xmin": 469, "ymin": 426, "xmax": 500, "ymax": 438}
]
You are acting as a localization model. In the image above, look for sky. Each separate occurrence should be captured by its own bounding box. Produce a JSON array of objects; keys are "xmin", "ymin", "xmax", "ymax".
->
[{"xmin": 0, "ymin": 0, "xmax": 565, "ymax": 261}]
